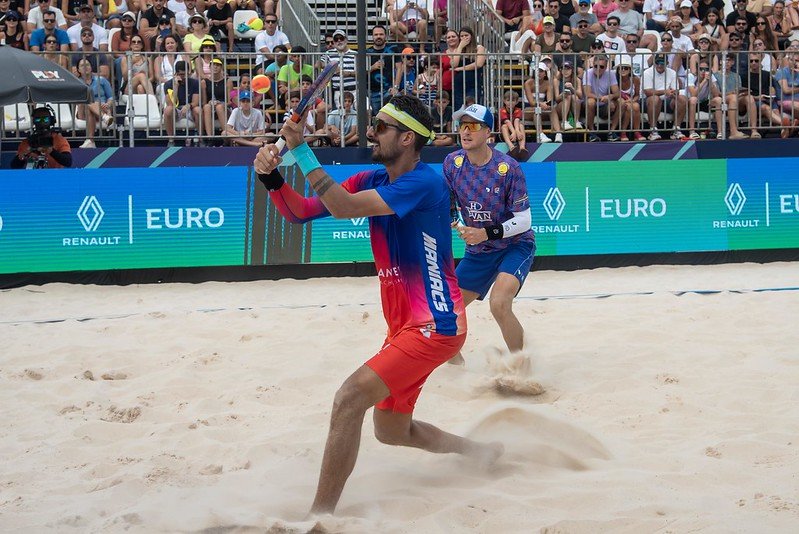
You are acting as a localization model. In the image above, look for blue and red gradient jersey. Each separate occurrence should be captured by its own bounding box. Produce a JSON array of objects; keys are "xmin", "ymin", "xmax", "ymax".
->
[
  {"xmin": 443, "ymin": 148, "xmax": 535, "ymax": 254},
  {"xmin": 270, "ymin": 162, "xmax": 466, "ymax": 337}
]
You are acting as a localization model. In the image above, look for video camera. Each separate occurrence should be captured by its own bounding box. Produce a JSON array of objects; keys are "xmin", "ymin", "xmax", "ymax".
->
[{"xmin": 25, "ymin": 105, "xmax": 60, "ymax": 168}]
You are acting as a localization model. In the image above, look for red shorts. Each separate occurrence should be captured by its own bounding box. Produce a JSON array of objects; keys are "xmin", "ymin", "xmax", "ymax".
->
[{"xmin": 367, "ymin": 329, "xmax": 466, "ymax": 414}]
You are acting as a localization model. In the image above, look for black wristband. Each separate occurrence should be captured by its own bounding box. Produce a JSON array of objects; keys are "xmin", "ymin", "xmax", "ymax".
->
[
  {"xmin": 257, "ymin": 169, "xmax": 285, "ymax": 191},
  {"xmin": 486, "ymin": 224, "xmax": 504, "ymax": 240}
]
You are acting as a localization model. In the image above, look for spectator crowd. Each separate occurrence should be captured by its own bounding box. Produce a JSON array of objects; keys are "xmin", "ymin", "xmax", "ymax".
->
[{"xmin": 3, "ymin": 0, "xmax": 799, "ymax": 149}]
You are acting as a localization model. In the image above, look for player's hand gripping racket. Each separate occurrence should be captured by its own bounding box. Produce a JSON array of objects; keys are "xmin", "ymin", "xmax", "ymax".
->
[{"xmin": 273, "ymin": 61, "xmax": 339, "ymax": 153}]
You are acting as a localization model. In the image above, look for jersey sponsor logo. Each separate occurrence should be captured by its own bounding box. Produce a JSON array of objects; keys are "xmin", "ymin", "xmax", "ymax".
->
[
  {"xmin": 377, "ymin": 265, "xmax": 402, "ymax": 285},
  {"xmin": 465, "ymin": 201, "xmax": 492, "ymax": 222},
  {"xmin": 713, "ymin": 183, "xmax": 760, "ymax": 228},
  {"xmin": 422, "ymin": 232, "xmax": 449, "ymax": 312},
  {"xmin": 497, "ymin": 162, "xmax": 509, "ymax": 176},
  {"xmin": 453, "ymin": 155, "xmax": 464, "ymax": 168}
]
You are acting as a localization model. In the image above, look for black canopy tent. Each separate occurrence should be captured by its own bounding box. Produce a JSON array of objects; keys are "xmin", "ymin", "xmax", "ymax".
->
[{"xmin": 0, "ymin": 44, "xmax": 90, "ymax": 106}]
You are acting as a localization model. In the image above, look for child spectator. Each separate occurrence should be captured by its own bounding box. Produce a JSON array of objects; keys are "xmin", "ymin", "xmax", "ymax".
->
[
  {"xmin": 430, "ymin": 90, "xmax": 454, "ymax": 146},
  {"xmin": 499, "ymin": 90, "xmax": 528, "ymax": 160},
  {"xmin": 417, "ymin": 59, "xmax": 440, "ymax": 108},
  {"xmin": 225, "ymin": 90, "xmax": 269, "ymax": 146}
]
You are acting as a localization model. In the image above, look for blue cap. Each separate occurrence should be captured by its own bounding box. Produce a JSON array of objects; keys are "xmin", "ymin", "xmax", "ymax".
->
[
  {"xmin": 578, "ymin": 0, "xmax": 590, "ymax": 4},
  {"xmin": 452, "ymin": 103, "xmax": 494, "ymax": 130},
  {"xmin": 238, "ymin": 90, "xmax": 252, "ymax": 101}
]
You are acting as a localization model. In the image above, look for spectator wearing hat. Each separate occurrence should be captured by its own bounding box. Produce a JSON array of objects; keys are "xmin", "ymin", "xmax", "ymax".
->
[
  {"xmin": 397, "ymin": 47, "xmax": 418, "ymax": 95},
  {"xmin": 713, "ymin": 54, "xmax": 755, "ymax": 138},
  {"xmin": 201, "ymin": 57, "xmax": 228, "ymax": 141},
  {"xmin": 162, "ymin": 60, "xmax": 201, "ymax": 144},
  {"xmin": 67, "ymin": 3, "xmax": 107, "ymax": 51},
  {"xmin": 554, "ymin": 60, "xmax": 585, "ymax": 130},
  {"xmin": 225, "ymin": 90, "xmax": 268, "ymax": 146},
  {"xmin": 643, "ymin": 0, "xmax": 674, "ymax": 31},
  {"xmin": 195, "ymin": 37, "xmax": 218, "ymax": 79},
  {"xmin": 111, "ymin": 11, "xmax": 145, "ymax": 56},
  {"xmin": 183, "ymin": 13, "xmax": 213, "ymax": 52},
  {"xmin": 140, "ymin": 0, "xmax": 176, "ymax": 42},
  {"xmin": 667, "ymin": 15, "xmax": 695, "ymax": 57},
  {"xmin": 0, "ymin": 0, "xmax": 23, "ymax": 19},
  {"xmin": 675, "ymin": 0, "xmax": 700, "ymax": 38},
  {"xmin": 0, "ymin": 10, "xmax": 26, "ymax": 49},
  {"xmin": 254, "ymin": 12, "xmax": 290, "ymax": 71},
  {"xmin": 318, "ymin": 29, "xmax": 358, "ymax": 109},
  {"xmin": 726, "ymin": 0, "xmax": 758, "ymax": 32},
  {"xmin": 496, "ymin": 0, "xmax": 531, "ymax": 35},
  {"xmin": 147, "ymin": 13, "xmax": 174, "ymax": 50},
  {"xmin": 582, "ymin": 53, "xmax": 620, "ymax": 141},
  {"xmin": 643, "ymin": 52, "xmax": 687, "ymax": 140},
  {"xmin": 29, "ymin": 8, "xmax": 70, "ymax": 51},
  {"xmin": 596, "ymin": 15, "xmax": 627, "ymax": 63},
  {"xmin": 689, "ymin": 33, "xmax": 718, "ymax": 74},
  {"xmin": 615, "ymin": 54, "xmax": 643, "ymax": 140},
  {"xmin": 686, "ymin": 56, "xmax": 719, "ymax": 139},
  {"xmin": 572, "ymin": 16, "xmax": 597, "ymax": 54},
  {"xmin": 392, "ymin": 0, "xmax": 429, "ymax": 46},
  {"xmin": 205, "ymin": 0, "xmax": 233, "ymax": 51},
  {"xmin": 570, "ymin": 0, "xmax": 602, "ymax": 35},
  {"xmin": 71, "ymin": 26, "xmax": 111, "ymax": 79},
  {"xmin": 26, "ymin": 0, "xmax": 68, "ymax": 33},
  {"xmin": 533, "ymin": 15, "xmax": 560, "ymax": 55},
  {"xmin": 175, "ymin": 0, "xmax": 202, "ymax": 37}
]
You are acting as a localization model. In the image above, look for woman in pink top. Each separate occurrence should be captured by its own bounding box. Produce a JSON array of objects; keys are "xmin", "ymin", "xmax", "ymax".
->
[{"xmin": 592, "ymin": 0, "xmax": 619, "ymax": 26}]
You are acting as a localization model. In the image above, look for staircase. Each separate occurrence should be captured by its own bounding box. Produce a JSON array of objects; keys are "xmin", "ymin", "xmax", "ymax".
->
[{"xmin": 304, "ymin": 0, "xmax": 387, "ymax": 43}]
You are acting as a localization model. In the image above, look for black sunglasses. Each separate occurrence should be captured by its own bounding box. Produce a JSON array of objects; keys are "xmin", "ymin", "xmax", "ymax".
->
[
  {"xmin": 333, "ymin": 35, "xmax": 345, "ymax": 41},
  {"xmin": 750, "ymin": 59, "xmax": 760, "ymax": 63},
  {"xmin": 699, "ymin": 67, "xmax": 710, "ymax": 71},
  {"xmin": 559, "ymin": 39, "xmax": 571, "ymax": 44},
  {"xmin": 371, "ymin": 117, "xmax": 408, "ymax": 133},
  {"xmin": 595, "ymin": 64, "xmax": 607, "ymax": 69},
  {"xmin": 265, "ymin": 19, "xmax": 277, "ymax": 23}
]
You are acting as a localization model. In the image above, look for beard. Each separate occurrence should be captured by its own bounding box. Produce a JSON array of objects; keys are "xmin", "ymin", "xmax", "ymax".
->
[{"xmin": 371, "ymin": 143, "xmax": 400, "ymax": 165}]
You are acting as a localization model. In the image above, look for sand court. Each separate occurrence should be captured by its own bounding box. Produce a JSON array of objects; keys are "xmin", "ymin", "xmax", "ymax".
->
[{"xmin": 1, "ymin": 262, "xmax": 798, "ymax": 532}]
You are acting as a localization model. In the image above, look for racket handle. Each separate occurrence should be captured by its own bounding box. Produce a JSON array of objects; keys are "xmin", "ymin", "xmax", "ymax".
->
[{"xmin": 273, "ymin": 112, "xmax": 302, "ymax": 154}]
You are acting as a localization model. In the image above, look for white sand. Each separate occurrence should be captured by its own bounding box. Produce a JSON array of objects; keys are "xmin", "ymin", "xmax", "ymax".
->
[{"xmin": 1, "ymin": 262, "xmax": 798, "ymax": 533}]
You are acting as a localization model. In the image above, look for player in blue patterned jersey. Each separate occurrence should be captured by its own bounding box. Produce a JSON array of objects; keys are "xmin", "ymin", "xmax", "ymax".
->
[{"xmin": 443, "ymin": 104, "xmax": 536, "ymax": 361}]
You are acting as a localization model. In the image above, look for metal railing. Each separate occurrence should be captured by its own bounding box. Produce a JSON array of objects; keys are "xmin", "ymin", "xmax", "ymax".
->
[
  {"xmin": 4, "ymin": 49, "xmax": 798, "ymax": 147},
  {"xmin": 281, "ymin": 0, "xmax": 320, "ymax": 52}
]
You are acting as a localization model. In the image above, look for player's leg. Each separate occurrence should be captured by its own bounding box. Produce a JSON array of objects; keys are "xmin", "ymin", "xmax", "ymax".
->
[
  {"xmin": 373, "ymin": 408, "xmax": 503, "ymax": 462},
  {"xmin": 310, "ymin": 364, "xmax": 390, "ymax": 515},
  {"xmin": 488, "ymin": 241, "xmax": 536, "ymax": 353}
]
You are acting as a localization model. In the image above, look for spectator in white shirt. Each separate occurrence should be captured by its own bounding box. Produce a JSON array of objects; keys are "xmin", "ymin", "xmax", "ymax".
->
[
  {"xmin": 67, "ymin": 3, "xmax": 108, "ymax": 51},
  {"xmin": 27, "ymin": 0, "xmax": 67, "ymax": 32},
  {"xmin": 643, "ymin": 53, "xmax": 687, "ymax": 139},
  {"xmin": 254, "ymin": 13, "xmax": 290, "ymax": 71},
  {"xmin": 643, "ymin": 0, "xmax": 675, "ymax": 31},
  {"xmin": 597, "ymin": 15, "xmax": 627, "ymax": 64}
]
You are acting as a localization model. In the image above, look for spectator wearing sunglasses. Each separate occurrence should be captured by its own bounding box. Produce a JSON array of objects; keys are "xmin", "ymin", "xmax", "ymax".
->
[
  {"xmin": 27, "ymin": 0, "xmax": 67, "ymax": 33},
  {"xmin": 0, "ymin": 10, "xmax": 26, "ymax": 50},
  {"xmin": 71, "ymin": 26, "xmax": 111, "ymax": 79},
  {"xmin": 572, "ymin": 17, "xmax": 597, "ymax": 54},
  {"xmin": 570, "ymin": 0, "xmax": 602, "ymax": 35},
  {"xmin": 643, "ymin": 52, "xmax": 687, "ymax": 140},
  {"xmin": 175, "ymin": 0, "xmax": 202, "ymax": 37},
  {"xmin": 596, "ymin": 15, "xmax": 627, "ymax": 64},
  {"xmin": 725, "ymin": 0, "xmax": 758, "ymax": 33},
  {"xmin": 608, "ymin": 0, "xmax": 647, "ymax": 47},
  {"xmin": 29, "ymin": 9, "xmax": 70, "ymax": 51},
  {"xmin": 40, "ymin": 33, "xmax": 70, "ymax": 69},
  {"xmin": 583, "ymin": 53, "xmax": 621, "ymax": 140},
  {"xmin": 67, "ymin": 3, "xmax": 108, "ymax": 52},
  {"xmin": 254, "ymin": 13, "xmax": 290, "ymax": 71},
  {"xmin": 743, "ymin": 53, "xmax": 791, "ymax": 137}
]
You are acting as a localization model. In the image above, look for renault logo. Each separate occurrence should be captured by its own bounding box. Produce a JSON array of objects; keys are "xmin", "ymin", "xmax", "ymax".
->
[
  {"xmin": 77, "ymin": 196, "xmax": 105, "ymax": 232},
  {"xmin": 724, "ymin": 183, "xmax": 746, "ymax": 216},
  {"xmin": 543, "ymin": 187, "xmax": 566, "ymax": 220}
]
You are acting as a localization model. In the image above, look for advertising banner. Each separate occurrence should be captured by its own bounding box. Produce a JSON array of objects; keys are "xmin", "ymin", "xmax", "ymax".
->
[{"xmin": 0, "ymin": 167, "xmax": 249, "ymax": 274}]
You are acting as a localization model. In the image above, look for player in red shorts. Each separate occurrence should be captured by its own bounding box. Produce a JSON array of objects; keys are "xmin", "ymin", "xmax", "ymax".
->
[{"xmin": 254, "ymin": 95, "xmax": 503, "ymax": 515}]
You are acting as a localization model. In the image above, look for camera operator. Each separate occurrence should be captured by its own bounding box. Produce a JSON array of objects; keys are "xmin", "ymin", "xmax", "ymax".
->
[{"xmin": 10, "ymin": 106, "xmax": 72, "ymax": 169}]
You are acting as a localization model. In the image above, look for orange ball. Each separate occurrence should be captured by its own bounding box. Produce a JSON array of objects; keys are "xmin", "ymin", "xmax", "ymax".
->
[{"xmin": 251, "ymin": 74, "xmax": 271, "ymax": 94}]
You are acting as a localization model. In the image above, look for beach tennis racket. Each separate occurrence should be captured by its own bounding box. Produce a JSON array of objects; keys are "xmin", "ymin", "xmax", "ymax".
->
[{"xmin": 274, "ymin": 61, "xmax": 339, "ymax": 153}]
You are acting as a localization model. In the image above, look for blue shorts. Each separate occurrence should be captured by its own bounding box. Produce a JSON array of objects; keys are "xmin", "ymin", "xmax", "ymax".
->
[{"xmin": 456, "ymin": 240, "xmax": 535, "ymax": 300}]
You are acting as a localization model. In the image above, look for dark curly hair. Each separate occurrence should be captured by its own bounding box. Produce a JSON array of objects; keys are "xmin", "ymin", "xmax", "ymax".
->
[{"xmin": 388, "ymin": 94, "xmax": 434, "ymax": 152}]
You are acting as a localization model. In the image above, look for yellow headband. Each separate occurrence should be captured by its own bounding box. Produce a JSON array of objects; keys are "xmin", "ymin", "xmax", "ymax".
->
[{"xmin": 379, "ymin": 103, "xmax": 435, "ymax": 142}]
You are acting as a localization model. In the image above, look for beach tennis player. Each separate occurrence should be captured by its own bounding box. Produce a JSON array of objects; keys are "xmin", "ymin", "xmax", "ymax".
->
[
  {"xmin": 444, "ymin": 104, "xmax": 535, "ymax": 362},
  {"xmin": 254, "ymin": 95, "xmax": 503, "ymax": 515}
]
